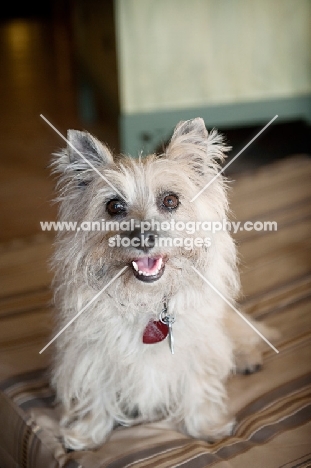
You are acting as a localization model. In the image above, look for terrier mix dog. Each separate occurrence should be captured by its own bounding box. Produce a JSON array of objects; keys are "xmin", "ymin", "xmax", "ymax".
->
[{"xmin": 51, "ymin": 118, "xmax": 275, "ymax": 450}]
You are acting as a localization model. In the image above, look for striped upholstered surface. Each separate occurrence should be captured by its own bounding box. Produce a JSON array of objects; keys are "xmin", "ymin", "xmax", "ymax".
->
[{"xmin": 0, "ymin": 156, "xmax": 311, "ymax": 467}]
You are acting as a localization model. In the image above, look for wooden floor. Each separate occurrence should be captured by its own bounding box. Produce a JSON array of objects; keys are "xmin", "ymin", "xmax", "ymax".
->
[{"xmin": 0, "ymin": 14, "xmax": 118, "ymax": 243}]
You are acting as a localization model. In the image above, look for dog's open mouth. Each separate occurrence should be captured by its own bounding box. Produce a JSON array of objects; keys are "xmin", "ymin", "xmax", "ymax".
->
[{"xmin": 131, "ymin": 256, "xmax": 165, "ymax": 282}]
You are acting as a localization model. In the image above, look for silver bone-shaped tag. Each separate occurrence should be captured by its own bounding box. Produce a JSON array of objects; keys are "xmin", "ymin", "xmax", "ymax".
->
[{"xmin": 159, "ymin": 306, "xmax": 175, "ymax": 354}]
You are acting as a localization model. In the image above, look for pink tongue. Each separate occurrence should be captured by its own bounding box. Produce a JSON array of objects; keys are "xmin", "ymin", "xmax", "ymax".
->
[{"xmin": 135, "ymin": 257, "xmax": 159, "ymax": 274}]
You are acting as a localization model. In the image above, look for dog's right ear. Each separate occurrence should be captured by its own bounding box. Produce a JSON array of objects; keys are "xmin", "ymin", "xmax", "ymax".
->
[
  {"xmin": 66, "ymin": 130, "xmax": 114, "ymax": 169},
  {"xmin": 53, "ymin": 130, "xmax": 114, "ymax": 183}
]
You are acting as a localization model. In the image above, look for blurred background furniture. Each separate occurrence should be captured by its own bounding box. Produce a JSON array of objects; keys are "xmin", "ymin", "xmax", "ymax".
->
[{"xmin": 72, "ymin": 0, "xmax": 311, "ymax": 155}]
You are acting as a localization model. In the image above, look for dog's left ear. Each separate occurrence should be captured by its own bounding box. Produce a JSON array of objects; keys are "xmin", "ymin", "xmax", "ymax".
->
[
  {"xmin": 169, "ymin": 118, "xmax": 208, "ymax": 141},
  {"xmin": 166, "ymin": 118, "xmax": 230, "ymax": 175}
]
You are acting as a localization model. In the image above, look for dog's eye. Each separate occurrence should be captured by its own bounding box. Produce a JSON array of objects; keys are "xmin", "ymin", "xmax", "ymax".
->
[
  {"xmin": 106, "ymin": 199, "xmax": 127, "ymax": 216},
  {"xmin": 162, "ymin": 193, "xmax": 179, "ymax": 210}
]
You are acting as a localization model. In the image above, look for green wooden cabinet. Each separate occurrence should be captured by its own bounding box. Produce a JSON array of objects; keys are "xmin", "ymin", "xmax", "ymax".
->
[{"xmin": 73, "ymin": 0, "xmax": 311, "ymax": 156}]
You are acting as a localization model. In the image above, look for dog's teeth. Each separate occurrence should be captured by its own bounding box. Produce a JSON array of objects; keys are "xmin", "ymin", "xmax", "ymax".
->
[{"xmin": 133, "ymin": 258, "xmax": 163, "ymax": 277}]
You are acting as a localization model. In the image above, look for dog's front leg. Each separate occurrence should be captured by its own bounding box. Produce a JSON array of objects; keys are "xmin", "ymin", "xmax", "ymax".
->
[
  {"xmin": 59, "ymin": 398, "xmax": 115, "ymax": 450},
  {"xmin": 53, "ymin": 352, "xmax": 115, "ymax": 450},
  {"xmin": 181, "ymin": 372, "xmax": 234, "ymax": 442}
]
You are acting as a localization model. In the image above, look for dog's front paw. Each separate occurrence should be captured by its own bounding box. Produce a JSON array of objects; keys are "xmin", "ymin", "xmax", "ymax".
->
[
  {"xmin": 184, "ymin": 410, "xmax": 236, "ymax": 442},
  {"xmin": 238, "ymin": 363, "xmax": 262, "ymax": 375},
  {"xmin": 60, "ymin": 413, "xmax": 114, "ymax": 450},
  {"xmin": 234, "ymin": 348, "xmax": 263, "ymax": 375},
  {"xmin": 231, "ymin": 319, "xmax": 280, "ymax": 375},
  {"xmin": 61, "ymin": 426, "xmax": 99, "ymax": 451},
  {"xmin": 205, "ymin": 417, "xmax": 236, "ymax": 442}
]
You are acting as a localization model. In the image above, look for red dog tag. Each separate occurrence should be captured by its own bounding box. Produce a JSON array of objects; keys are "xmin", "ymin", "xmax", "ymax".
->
[{"xmin": 143, "ymin": 320, "xmax": 169, "ymax": 344}]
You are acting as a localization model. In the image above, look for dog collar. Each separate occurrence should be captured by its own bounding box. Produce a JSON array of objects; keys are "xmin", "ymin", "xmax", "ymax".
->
[{"xmin": 142, "ymin": 301, "xmax": 175, "ymax": 354}]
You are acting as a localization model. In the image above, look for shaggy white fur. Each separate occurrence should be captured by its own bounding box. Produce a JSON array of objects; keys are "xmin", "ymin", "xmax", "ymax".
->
[{"xmin": 50, "ymin": 118, "xmax": 274, "ymax": 450}]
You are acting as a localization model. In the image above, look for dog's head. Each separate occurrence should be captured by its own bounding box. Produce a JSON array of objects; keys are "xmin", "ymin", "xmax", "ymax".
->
[{"xmin": 52, "ymin": 118, "xmax": 237, "ymax": 311}]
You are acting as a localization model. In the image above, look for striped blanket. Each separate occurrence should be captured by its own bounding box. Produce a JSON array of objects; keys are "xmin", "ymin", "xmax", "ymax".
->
[{"xmin": 0, "ymin": 156, "xmax": 310, "ymax": 467}]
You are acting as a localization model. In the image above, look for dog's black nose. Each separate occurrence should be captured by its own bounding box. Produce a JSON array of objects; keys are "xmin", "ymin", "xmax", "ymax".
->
[{"xmin": 126, "ymin": 228, "xmax": 157, "ymax": 251}]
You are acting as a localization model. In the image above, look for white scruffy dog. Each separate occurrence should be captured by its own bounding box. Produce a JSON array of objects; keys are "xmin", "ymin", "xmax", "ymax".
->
[{"xmin": 51, "ymin": 118, "xmax": 275, "ymax": 449}]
